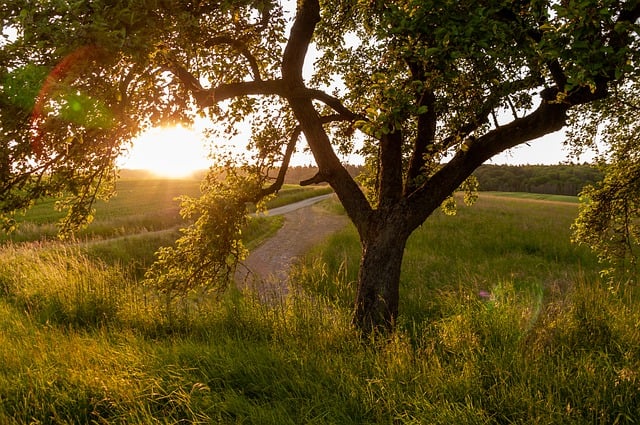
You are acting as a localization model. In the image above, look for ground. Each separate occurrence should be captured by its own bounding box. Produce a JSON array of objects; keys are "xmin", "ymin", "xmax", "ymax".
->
[{"xmin": 235, "ymin": 195, "xmax": 348, "ymax": 299}]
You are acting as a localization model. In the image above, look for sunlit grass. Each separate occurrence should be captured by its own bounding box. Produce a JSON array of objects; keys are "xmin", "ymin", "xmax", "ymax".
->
[
  {"xmin": 484, "ymin": 191, "xmax": 580, "ymax": 203},
  {"xmin": 1, "ymin": 193, "xmax": 640, "ymax": 423}
]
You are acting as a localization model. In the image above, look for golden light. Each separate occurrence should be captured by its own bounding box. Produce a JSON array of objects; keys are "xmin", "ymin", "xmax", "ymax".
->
[{"xmin": 119, "ymin": 125, "xmax": 211, "ymax": 178}]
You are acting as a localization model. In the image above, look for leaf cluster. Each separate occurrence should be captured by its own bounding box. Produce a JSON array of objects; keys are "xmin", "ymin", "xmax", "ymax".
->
[
  {"xmin": 571, "ymin": 85, "xmax": 640, "ymax": 282},
  {"xmin": 144, "ymin": 167, "xmax": 263, "ymax": 299}
]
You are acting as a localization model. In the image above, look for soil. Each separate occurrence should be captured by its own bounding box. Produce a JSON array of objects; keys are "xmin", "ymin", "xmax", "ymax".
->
[{"xmin": 234, "ymin": 200, "xmax": 349, "ymax": 300}]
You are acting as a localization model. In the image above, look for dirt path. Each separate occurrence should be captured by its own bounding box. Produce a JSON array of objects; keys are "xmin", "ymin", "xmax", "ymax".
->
[{"xmin": 235, "ymin": 197, "xmax": 349, "ymax": 300}]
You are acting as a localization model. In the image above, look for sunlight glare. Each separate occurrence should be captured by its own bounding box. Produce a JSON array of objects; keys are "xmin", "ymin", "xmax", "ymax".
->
[{"xmin": 119, "ymin": 125, "xmax": 211, "ymax": 178}]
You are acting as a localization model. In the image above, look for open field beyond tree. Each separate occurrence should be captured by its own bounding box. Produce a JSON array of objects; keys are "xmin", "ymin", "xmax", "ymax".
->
[{"xmin": 1, "ymin": 191, "xmax": 639, "ymax": 423}]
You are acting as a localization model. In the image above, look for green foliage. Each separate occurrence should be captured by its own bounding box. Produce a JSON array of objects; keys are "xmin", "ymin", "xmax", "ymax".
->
[
  {"xmin": 440, "ymin": 175, "xmax": 479, "ymax": 216},
  {"xmin": 573, "ymin": 165, "xmax": 640, "ymax": 282},
  {"xmin": 0, "ymin": 0, "xmax": 286, "ymax": 236},
  {"xmin": 144, "ymin": 169, "xmax": 262, "ymax": 299},
  {"xmin": 570, "ymin": 82, "xmax": 640, "ymax": 282},
  {"xmin": 316, "ymin": 0, "xmax": 638, "ymax": 179},
  {"xmin": 1, "ymin": 64, "xmax": 48, "ymax": 110},
  {"xmin": 58, "ymin": 92, "xmax": 116, "ymax": 130}
]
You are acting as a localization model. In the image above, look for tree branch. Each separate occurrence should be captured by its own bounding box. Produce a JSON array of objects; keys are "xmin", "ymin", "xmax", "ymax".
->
[
  {"xmin": 184, "ymin": 79, "xmax": 285, "ymax": 107},
  {"xmin": 165, "ymin": 60, "xmax": 203, "ymax": 93},
  {"xmin": 547, "ymin": 59, "xmax": 568, "ymax": 91},
  {"xmin": 297, "ymin": 88, "xmax": 363, "ymax": 120},
  {"xmin": 406, "ymin": 99, "xmax": 571, "ymax": 232},
  {"xmin": 258, "ymin": 113, "xmax": 353, "ymax": 197},
  {"xmin": 405, "ymin": 90, "xmax": 436, "ymax": 194},
  {"xmin": 205, "ymin": 36, "xmax": 262, "ymax": 81},
  {"xmin": 258, "ymin": 127, "xmax": 301, "ymax": 198},
  {"xmin": 379, "ymin": 129, "xmax": 404, "ymax": 208},
  {"xmin": 282, "ymin": 0, "xmax": 320, "ymax": 83},
  {"xmin": 300, "ymin": 172, "xmax": 327, "ymax": 186},
  {"xmin": 282, "ymin": 0, "xmax": 372, "ymax": 234}
]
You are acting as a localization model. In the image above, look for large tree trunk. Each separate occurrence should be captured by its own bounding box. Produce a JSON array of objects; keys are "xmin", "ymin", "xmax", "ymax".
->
[{"xmin": 353, "ymin": 221, "xmax": 410, "ymax": 334}]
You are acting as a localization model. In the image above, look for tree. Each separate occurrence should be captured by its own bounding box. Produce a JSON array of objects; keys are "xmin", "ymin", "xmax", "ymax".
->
[
  {"xmin": 2, "ymin": 0, "xmax": 640, "ymax": 333},
  {"xmin": 571, "ymin": 79, "xmax": 640, "ymax": 283}
]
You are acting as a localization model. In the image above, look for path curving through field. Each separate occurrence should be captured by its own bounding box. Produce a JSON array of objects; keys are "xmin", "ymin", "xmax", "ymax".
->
[{"xmin": 235, "ymin": 194, "xmax": 349, "ymax": 300}]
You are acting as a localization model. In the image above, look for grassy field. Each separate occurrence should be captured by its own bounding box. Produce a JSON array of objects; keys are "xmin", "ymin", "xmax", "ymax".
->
[
  {"xmin": 482, "ymin": 191, "xmax": 581, "ymax": 203},
  {"xmin": 2, "ymin": 178, "xmax": 329, "ymax": 283},
  {"xmin": 1, "ymin": 191, "xmax": 640, "ymax": 423},
  {"xmin": 2, "ymin": 179, "xmax": 331, "ymax": 244}
]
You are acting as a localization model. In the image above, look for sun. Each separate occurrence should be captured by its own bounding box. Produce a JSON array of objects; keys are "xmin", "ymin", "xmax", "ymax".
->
[{"xmin": 119, "ymin": 125, "xmax": 211, "ymax": 178}]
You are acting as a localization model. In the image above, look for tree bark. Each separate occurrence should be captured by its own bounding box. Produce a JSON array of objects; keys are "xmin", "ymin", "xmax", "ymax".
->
[{"xmin": 353, "ymin": 214, "xmax": 410, "ymax": 334}]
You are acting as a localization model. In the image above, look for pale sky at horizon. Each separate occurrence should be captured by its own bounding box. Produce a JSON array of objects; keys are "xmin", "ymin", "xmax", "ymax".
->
[
  {"xmin": 488, "ymin": 130, "xmax": 591, "ymax": 165},
  {"xmin": 119, "ymin": 123, "xmax": 588, "ymax": 175}
]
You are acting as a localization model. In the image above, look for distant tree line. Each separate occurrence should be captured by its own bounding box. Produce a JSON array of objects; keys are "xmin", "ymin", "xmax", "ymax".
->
[
  {"xmin": 119, "ymin": 164, "xmax": 602, "ymax": 197},
  {"xmin": 279, "ymin": 164, "xmax": 602, "ymax": 197},
  {"xmin": 473, "ymin": 164, "xmax": 603, "ymax": 196}
]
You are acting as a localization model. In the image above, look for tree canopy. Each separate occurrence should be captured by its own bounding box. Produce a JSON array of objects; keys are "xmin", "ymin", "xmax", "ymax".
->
[{"xmin": 2, "ymin": 0, "xmax": 640, "ymax": 332}]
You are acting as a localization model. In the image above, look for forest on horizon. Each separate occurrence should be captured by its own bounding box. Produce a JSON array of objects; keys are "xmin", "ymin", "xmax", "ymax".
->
[{"xmin": 120, "ymin": 164, "xmax": 601, "ymax": 198}]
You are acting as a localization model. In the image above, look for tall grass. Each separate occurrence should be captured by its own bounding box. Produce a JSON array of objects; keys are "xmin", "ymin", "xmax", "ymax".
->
[
  {"xmin": 1, "ymin": 194, "xmax": 640, "ymax": 423},
  {"xmin": 290, "ymin": 194, "xmax": 640, "ymax": 422}
]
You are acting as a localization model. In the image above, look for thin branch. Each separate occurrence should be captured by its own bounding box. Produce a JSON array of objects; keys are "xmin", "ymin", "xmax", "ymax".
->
[
  {"xmin": 258, "ymin": 127, "xmax": 301, "ymax": 198},
  {"xmin": 117, "ymin": 64, "xmax": 138, "ymax": 112},
  {"xmin": 440, "ymin": 100, "xmax": 492, "ymax": 150},
  {"xmin": 205, "ymin": 36, "xmax": 262, "ymax": 81},
  {"xmin": 404, "ymin": 60, "xmax": 436, "ymax": 193},
  {"xmin": 297, "ymin": 88, "xmax": 363, "ymax": 120},
  {"xmin": 193, "ymin": 80, "xmax": 285, "ymax": 107},
  {"xmin": 490, "ymin": 110, "xmax": 500, "ymax": 128},
  {"xmin": 165, "ymin": 60, "xmax": 203, "ymax": 94},
  {"xmin": 506, "ymin": 96, "xmax": 519, "ymax": 119},
  {"xmin": 440, "ymin": 72, "xmax": 543, "ymax": 150},
  {"xmin": 300, "ymin": 172, "xmax": 327, "ymax": 186},
  {"xmin": 547, "ymin": 59, "xmax": 568, "ymax": 91},
  {"xmin": 259, "ymin": 113, "xmax": 356, "ymax": 196}
]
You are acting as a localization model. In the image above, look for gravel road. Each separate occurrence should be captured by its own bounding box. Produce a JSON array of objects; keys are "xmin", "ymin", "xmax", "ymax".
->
[{"xmin": 235, "ymin": 194, "xmax": 349, "ymax": 300}]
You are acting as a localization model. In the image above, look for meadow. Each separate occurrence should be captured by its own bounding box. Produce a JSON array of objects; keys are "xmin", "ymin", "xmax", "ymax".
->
[
  {"xmin": 1, "ymin": 179, "xmax": 331, "ymax": 278},
  {"xmin": 2, "ymin": 178, "xmax": 333, "ymax": 243},
  {"xmin": 1, "ymin": 187, "xmax": 639, "ymax": 424}
]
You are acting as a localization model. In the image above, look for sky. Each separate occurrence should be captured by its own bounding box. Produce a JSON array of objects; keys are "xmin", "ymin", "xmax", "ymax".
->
[
  {"xmin": 118, "ymin": 122, "xmax": 584, "ymax": 178},
  {"xmin": 489, "ymin": 130, "xmax": 584, "ymax": 165}
]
